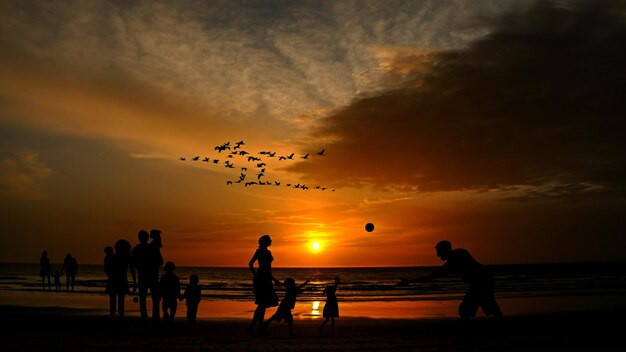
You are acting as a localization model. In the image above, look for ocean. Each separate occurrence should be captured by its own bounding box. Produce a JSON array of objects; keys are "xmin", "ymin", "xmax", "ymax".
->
[{"xmin": 2, "ymin": 262, "xmax": 625, "ymax": 318}]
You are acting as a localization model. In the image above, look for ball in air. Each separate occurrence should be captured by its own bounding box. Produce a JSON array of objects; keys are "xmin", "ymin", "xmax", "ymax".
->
[{"xmin": 365, "ymin": 223, "xmax": 375, "ymax": 232}]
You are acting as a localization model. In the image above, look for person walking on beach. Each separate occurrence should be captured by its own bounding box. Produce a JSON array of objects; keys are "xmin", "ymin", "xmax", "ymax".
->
[
  {"xmin": 319, "ymin": 277, "xmax": 340, "ymax": 336},
  {"xmin": 131, "ymin": 230, "xmax": 162, "ymax": 323},
  {"xmin": 399, "ymin": 240, "xmax": 503, "ymax": 320},
  {"xmin": 52, "ymin": 269, "xmax": 62, "ymax": 293},
  {"xmin": 180, "ymin": 274, "xmax": 201, "ymax": 325},
  {"xmin": 108, "ymin": 239, "xmax": 136, "ymax": 320},
  {"xmin": 39, "ymin": 250, "xmax": 52, "ymax": 291},
  {"xmin": 264, "ymin": 278, "xmax": 309, "ymax": 336},
  {"xmin": 61, "ymin": 253, "xmax": 78, "ymax": 292},
  {"xmin": 160, "ymin": 261, "xmax": 181, "ymax": 323},
  {"xmin": 246, "ymin": 234, "xmax": 280, "ymax": 335}
]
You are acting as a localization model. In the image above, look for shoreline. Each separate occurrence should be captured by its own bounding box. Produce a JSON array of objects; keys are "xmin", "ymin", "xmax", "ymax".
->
[{"xmin": 2, "ymin": 304, "xmax": 625, "ymax": 351}]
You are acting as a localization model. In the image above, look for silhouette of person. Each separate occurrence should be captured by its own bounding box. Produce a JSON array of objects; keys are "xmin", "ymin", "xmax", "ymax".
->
[
  {"xmin": 264, "ymin": 278, "xmax": 309, "ymax": 336},
  {"xmin": 319, "ymin": 277, "xmax": 340, "ymax": 336},
  {"xmin": 108, "ymin": 239, "xmax": 136, "ymax": 320},
  {"xmin": 160, "ymin": 261, "xmax": 181, "ymax": 323},
  {"xmin": 61, "ymin": 253, "xmax": 78, "ymax": 292},
  {"xmin": 246, "ymin": 234, "xmax": 280, "ymax": 335},
  {"xmin": 52, "ymin": 269, "xmax": 62, "ymax": 293},
  {"xmin": 399, "ymin": 240, "xmax": 503, "ymax": 320},
  {"xmin": 149, "ymin": 229, "xmax": 164, "ymax": 268},
  {"xmin": 104, "ymin": 246, "xmax": 114, "ymax": 294},
  {"xmin": 180, "ymin": 274, "xmax": 201, "ymax": 325},
  {"xmin": 39, "ymin": 251, "xmax": 52, "ymax": 291},
  {"xmin": 131, "ymin": 230, "xmax": 162, "ymax": 322}
]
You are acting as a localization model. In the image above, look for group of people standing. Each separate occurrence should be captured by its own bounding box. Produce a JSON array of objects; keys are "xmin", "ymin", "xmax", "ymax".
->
[
  {"xmin": 38, "ymin": 251, "xmax": 78, "ymax": 293},
  {"xmin": 103, "ymin": 229, "xmax": 201, "ymax": 323}
]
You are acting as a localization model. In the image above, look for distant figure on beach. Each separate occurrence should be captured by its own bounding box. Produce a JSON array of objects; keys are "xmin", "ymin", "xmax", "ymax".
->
[
  {"xmin": 131, "ymin": 230, "xmax": 162, "ymax": 322},
  {"xmin": 52, "ymin": 269, "xmax": 62, "ymax": 293},
  {"xmin": 108, "ymin": 239, "xmax": 136, "ymax": 320},
  {"xmin": 246, "ymin": 234, "xmax": 280, "ymax": 335},
  {"xmin": 264, "ymin": 278, "xmax": 309, "ymax": 336},
  {"xmin": 399, "ymin": 240, "xmax": 503, "ymax": 320},
  {"xmin": 180, "ymin": 274, "xmax": 201, "ymax": 324},
  {"xmin": 61, "ymin": 253, "xmax": 78, "ymax": 292},
  {"xmin": 319, "ymin": 277, "xmax": 340, "ymax": 336},
  {"xmin": 103, "ymin": 246, "xmax": 114, "ymax": 294},
  {"xmin": 160, "ymin": 261, "xmax": 181, "ymax": 322},
  {"xmin": 39, "ymin": 250, "xmax": 52, "ymax": 291}
]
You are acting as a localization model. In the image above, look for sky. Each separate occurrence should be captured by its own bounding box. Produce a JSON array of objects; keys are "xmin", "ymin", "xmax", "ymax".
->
[{"xmin": 1, "ymin": 0, "xmax": 625, "ymax": 267}]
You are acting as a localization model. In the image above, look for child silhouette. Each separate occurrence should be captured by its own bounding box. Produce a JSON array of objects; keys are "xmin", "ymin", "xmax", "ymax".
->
[
  {"xmin": 180, "ymin": 274, "xmax": 201, "ymax": 324},
  {"xmin": 264, "ymin": 278, "xmax": 309, "ymax": 336},
  {"xmin": 160, "ymin": 261, "xmax": 181, "ymax": 322},
  {"xmin": 52, "ymin": 270, "xmax": 62, "ymax": 293},
  {"xmin": 319, "ymin": 277, "xmax": 340, "ymax": 336}
]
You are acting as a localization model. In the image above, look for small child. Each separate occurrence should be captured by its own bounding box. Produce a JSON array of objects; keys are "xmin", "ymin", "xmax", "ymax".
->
[
  {"xmin": 264, "ymin": 278, "xmax": 309, "ymax": 336},
  {"xmin": 52, "ymin": 270, "xmax": 62, "ymax": 293},
  {"xmin": 180, "ymin": 274, "xmax": 201, "ymax": 324},
  {"xmin": 319, "ymin": 277, "xmax": 340, "ymax": 336},
  {"xmin": 159, "ymin": 261, "xmax": 181, "ymax": 322}
]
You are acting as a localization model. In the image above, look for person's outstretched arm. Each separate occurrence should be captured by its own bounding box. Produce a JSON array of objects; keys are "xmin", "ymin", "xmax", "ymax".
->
[
  {"xmin": 398, "ymin": 267, "xmax": 447, "ymax": 286},
  {"xmin": 248, "ymin": 251, "xmax": 258, "ymax": 276},
  {"xmin": 299, "ymin": 280, "xmax": 310, "ymax": 289}
]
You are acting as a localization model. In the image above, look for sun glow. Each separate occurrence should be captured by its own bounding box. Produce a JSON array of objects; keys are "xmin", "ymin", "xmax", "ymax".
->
[{"xmin": 310, "ymin": 241, "xmax": 322, "ymax": 252}]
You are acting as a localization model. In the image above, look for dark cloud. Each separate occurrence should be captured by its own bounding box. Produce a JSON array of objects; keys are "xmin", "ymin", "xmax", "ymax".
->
[{"xmin": 289, "ymin": 1, "xmax": 626, "ymax": 200}]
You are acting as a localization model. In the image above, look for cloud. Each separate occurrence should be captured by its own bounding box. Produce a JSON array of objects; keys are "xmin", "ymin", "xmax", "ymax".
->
[
  {"xmin": 288, "ymin": 1, "xmax": 626, "ymax": 200},
  {"xmin": 0, "ymin": 149, "xmax": 52, "ymax": 200}
]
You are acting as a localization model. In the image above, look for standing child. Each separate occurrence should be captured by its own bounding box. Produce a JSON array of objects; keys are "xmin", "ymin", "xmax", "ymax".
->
[
  {"xmin": 52, "ymin": 270, "xmax": 62, "ymax": 293},
  {"xmin": 180, "ymin": 274, "xmax": 201, "ymax": 324},
  {"xmin": 264, "ymin": 278, "xmax": 309, "ymax": 336},
  {"xmin": 160, "ymin": 261, "xmax": 181, "ymax": 322},
  {"xmin": 319, "ymin": 277, "xmax": 340, "ymax": 336}
]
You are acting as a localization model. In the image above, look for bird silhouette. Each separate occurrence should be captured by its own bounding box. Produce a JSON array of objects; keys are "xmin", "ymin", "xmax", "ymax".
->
[
  {"xmin": 226, "ymin": 181, "xmax": 233, "ymax": 185},
  {"xmin": 203, "ymin": 157, "xmax": 209, "ymax": 162},
  {"xmin": 301, "ymin": 153, "xmax": 310, "ymax": 159},
  {"xmin": 241, "ymin": 167, "xmax": 247, "ymax": 171},
  {"xmin": 275, "ymin": 181, "xmax": 281, "ymax": 186},
  {"xmin": 317, "ymin": 149, "xmax": 325, "ymax": 156},
  {"xmin": 192, "ymin": 156, "xmax": 200, "ymax": 161},
  {"xmin": 256, "ymin": 163, "xmax": 266, "ymax": 168},
  {"xmin": 279, "ymin": 156, "xmax": 287, "ymax": 160},
  {"xmin": 239, "ymin": 151, "xmax": 249, "ymax": 156},
  {"xmin": 213, "ymin": 159, "xmax": 219, "ymax": 164},
  {"xmin": 287, "ymin": 153, "xmax": 295, "ymax": 160},
  {"xmin": 268, "ymin": 152, "xmax": 276, "ymax": 157},
  {"xmin": 179, "ymin": 157, "xmax": 186, "ymax": 161}
]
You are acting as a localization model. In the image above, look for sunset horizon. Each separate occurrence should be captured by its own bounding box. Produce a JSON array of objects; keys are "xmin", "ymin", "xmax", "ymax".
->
[{"xmin": 2, "ymin": 0, "xmax": 625, "ymax": 268}]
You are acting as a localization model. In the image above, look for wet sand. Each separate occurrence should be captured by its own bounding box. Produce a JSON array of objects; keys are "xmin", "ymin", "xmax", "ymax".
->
[{"xmin": 1, "ymin": 304, "xmax": 624, "ymax": 351}]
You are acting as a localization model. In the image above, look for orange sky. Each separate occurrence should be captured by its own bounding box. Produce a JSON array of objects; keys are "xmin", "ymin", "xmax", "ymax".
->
[{"xmin": 1, "ymin": 1, "xmax": 625, "ymax": 267}]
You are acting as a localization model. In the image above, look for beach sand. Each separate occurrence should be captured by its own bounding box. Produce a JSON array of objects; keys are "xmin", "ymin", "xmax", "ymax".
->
[{"xmin": 1, "ymin": 304, "xmax": 624, "ymax": 351}]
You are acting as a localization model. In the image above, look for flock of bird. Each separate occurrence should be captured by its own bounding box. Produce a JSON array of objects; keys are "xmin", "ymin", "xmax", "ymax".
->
[{"xmin": 179, "ymin": 140, "xmax": 335, "ymax": 192}]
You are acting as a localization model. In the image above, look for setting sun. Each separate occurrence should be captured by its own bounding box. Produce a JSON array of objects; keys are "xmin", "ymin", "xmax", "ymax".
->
[{"xmin": 310, "ymin": 241, "xmax": 322, "ymax": 252}]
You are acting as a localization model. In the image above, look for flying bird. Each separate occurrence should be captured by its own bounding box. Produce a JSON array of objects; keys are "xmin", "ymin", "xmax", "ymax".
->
[
  {"xmin": 179, "ymin": 157, "xmax": 186, "ymax": 161},
  {"xmin": 192, "ymin": 156, "xmax": 200, "ymax": 161},
  {"xmin": 301, "ymin": 153, "xmax": 310, "ymax": 159},
  {"xmin": 317, "ymin": 149, "xmax": 325, "ymax": 156},
  {"xmin": 226, "ymin": 181, "xmax": 232, "ymax": 185},
  {"xmin": 203, "ymin": 157, "xmax": 209, "ymax": 162}
]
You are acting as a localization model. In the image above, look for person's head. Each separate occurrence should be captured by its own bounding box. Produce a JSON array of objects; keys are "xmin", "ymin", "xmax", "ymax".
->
[
  {"xmin": 114, "ymin": 239, "xmax": 131, "ymax": 256},
  {"xmin": 65, "ymin": 253, "xmax": 72, "ymax": 259},
  {"xmin": 258, "ymin": 234, "xmax": 272, "ymax": 248},
  {"xmin": 164, "ymin": 261, "xmax": 176, "ymax": 273},
  {"xmin": 104, "ymin": 246, "xmax": 113, "ymax": 256},
  {"xmin": 435, "ymin": 240, "xmax": 453, "ymax": 261},
  {"xmin": 150, "ymin": 229, "xmax": 162, "ymax": 241},
  {"xmin": 190, "ymin": 274, "xmax": 199, "ymax": 285},
  {"xmin": 283, "ymin": 278, "xmax": 295, "ymax": 288},
  {"xmin": 138, "ymin": 230, "xmax": 149, "ymax": 244},
  {"xmin": 41, "ymin": 250, "xmax": 48, "ymax": 257}
]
